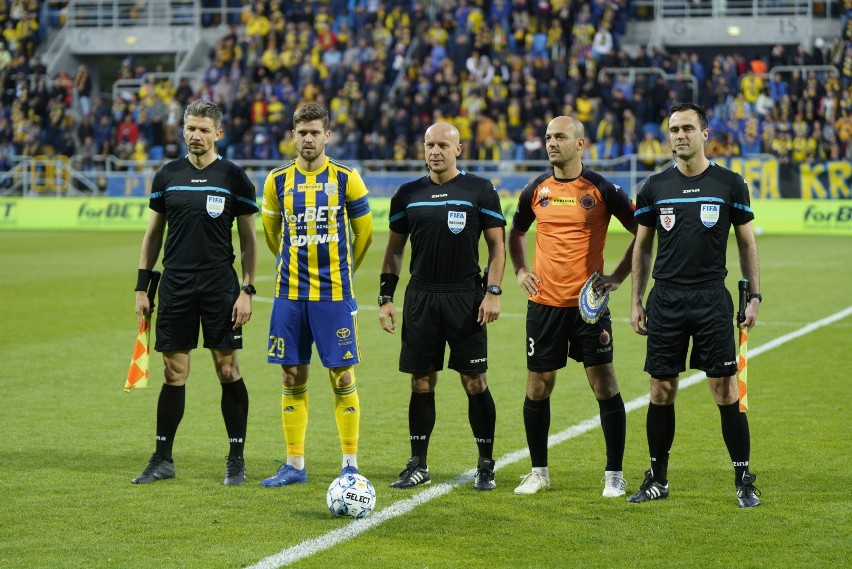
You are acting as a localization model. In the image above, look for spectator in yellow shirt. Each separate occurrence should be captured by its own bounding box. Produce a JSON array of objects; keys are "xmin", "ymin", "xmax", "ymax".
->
[
  {"xmin": 637, "ymin": 131, "xmax": 664, "ymax": 169},
  {"xmin": 740, "ymin": 69, "xmax": 764, "ymax": 105},
  {"xmin": 245, "ymin": 6, "xmax": 271, "ymax": 40},
  {"xmin": 261, "ymin": 39, "xmax": 283, "ymax": 75},
  {"xmin": 791, "ymin": 123, "xmax": 817, "ymax": 163}
]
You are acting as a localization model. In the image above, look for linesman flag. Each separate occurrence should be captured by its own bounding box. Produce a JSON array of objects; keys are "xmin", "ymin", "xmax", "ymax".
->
[
  {"xmin": 124, "ymin": 271, "xmax": 160, "ymax": 392},
  {"xmin": 736, "ymin": 278, "xmax": 749, "ymax": 412}
]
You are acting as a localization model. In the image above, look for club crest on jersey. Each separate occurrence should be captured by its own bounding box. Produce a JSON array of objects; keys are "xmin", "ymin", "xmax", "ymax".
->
[
  {"xmin": 580, "ymin": 194, "xmax": 596, "ymax": 209},
  {"xmin": 206, "ymin": 195, "xmax": 225, "ymax": 218},
  {"xmin": 537, "ymin": 187, "xmax": 551, "ymax": 207},
  {"xmin": 660, "ymin": 207, "xmax": 675, "ymax": 231},
  {"xmin": 700, "ymin": 204, "xmax": 720, "ymax": 228},
  {"xmin": 447, "ymin": 211, "xmax": 466, "ymax": 234},
  {"xmin": 324, "ymin": 182, "xmax": 338, "ymax": 196}
]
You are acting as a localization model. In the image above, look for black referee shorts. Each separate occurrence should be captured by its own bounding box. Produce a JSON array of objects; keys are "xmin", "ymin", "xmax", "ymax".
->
[
  {"xmin": 155, "ymin": 266, "xmax": 243, "ymax": 352},
  {"xmin": 526, "ymin": 301, "xmax": 614, "ymax": 371},
  {"xmin": 399, "ymin": 279, "xmax": 487, "ymax": 375},
  {"xmin": 644, "ymin": 281, "xmax": 737, "ymax": 378}
]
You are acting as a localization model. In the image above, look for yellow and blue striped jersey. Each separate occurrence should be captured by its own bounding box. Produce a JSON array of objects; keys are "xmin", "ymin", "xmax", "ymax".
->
[{"xmin": 261, "ymin": 157, "xmax": 370, "ymax": 301}]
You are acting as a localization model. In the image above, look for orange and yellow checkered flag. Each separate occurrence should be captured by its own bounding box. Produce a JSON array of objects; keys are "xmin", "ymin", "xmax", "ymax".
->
[
  {"xmin": 124, "ymin": 270, "xmax": 160, "ymax": 392},
  {"xmin": 736, "ymin": 278, "xmax": 749, "ymax": 413},
  {"xmin": 737, "ymin": 325, "xmax": 749, "ymax": 412},
  {"xmin": 124, "ymin": 319, "xmax": 151, "ymax": 391}
]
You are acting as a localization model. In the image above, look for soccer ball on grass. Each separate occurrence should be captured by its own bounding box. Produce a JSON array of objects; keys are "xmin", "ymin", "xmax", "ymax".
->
[{"xmin": 326, "ymin": 473, "xmax": 376, "ymax": 519}]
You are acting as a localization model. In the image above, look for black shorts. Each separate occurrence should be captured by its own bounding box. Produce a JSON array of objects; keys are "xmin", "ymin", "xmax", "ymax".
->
[
  {"xmin": 399, "ymin": 279, "xmax": 487, "ymax": 374},
  {"xmin": 644, "ymin": 281, "xmax": 737, "ymax": 378},
  {"xmin": 526, "ymin": 301, "xmax": 614, "ymax": 372},
  {"xmin": 155, "ymin": 266, "xmax": 242, "ymax": 352}
]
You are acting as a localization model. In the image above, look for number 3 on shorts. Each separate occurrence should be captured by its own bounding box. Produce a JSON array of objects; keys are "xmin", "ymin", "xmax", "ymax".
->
[{"xmin": 527, "ymin": 337, "xmax": 535, "ymax": 357}]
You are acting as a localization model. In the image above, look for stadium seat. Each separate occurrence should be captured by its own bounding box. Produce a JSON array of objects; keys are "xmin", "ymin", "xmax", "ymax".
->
[
  {"xmin": 148, "ymin": 145, "xmax": 164, "ymax": 161},
  {"xmin": 105, "ymin": 175, "xmax": 149, "ymax": 197},
  {"xmin": 532, "ymin": 33, "xmax": 548, "ymax": 57},
  {"xmin": 105, "ymin": 177, "xmax": 128, "ymax": 196},
  {"xmin": 642, "ymin": 123, "xmax": 662, "ymax": 139}
]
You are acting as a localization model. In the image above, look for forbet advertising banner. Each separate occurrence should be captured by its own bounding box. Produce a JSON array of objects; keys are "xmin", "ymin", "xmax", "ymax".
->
[
  {"xmin": 751, "ymin": 200, "xmax": 852, "ymax": 235},
  {"xmin": 0, "ymin": 198, "xmax": 151, "ymax": 230},
  {"xmin": 0, "ymin": 197, "xmax": 850, "ymax": 236}
]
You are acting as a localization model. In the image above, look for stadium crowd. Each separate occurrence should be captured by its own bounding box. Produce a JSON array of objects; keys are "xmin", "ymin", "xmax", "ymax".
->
[{"xmin": 1, "ymin": 0, "xmax": 851, "ymax": 183}]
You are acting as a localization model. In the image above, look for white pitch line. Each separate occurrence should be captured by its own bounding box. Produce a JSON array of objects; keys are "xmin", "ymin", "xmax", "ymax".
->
[{"xmin": 247, "ymin": 305, "xmax": 852, "ymax": 569}]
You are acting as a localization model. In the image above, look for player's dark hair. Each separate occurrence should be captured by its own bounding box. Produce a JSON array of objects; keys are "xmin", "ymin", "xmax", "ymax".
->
[
  {"xmin": 293, "ymin": 103, "xmax": 330, "ymax": 130},
  {"xmin": 669, "ymin": 102, "xmax": 708, "ymax": 130},
  {"xmin": 184, "ymin": 99, "xmax": 224, "ymax": 130}
]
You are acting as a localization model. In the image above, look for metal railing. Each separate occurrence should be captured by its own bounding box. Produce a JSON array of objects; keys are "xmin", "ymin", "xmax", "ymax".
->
[
  {"xmin": 65, "ymin": 0, "xmax": 199, "ymax": 28},
  {"xmin": 739, "ymin": 64, "xmax": 840, "ymax": 91},
  {"xmin": 112, "ymin": 72, "xmax": 205, "ymax": 104},
  {"xmin": 767, "ymin": 64, "xmax": 840, "ymax": 79},
  {"xmin": 630, "ymin": 0, "xmax": 835, "ymax": 18},
  {"xmin": 0, "ymin": 156, "xmax": 99, "ymax": 197},
  {"xmin": 0, "ymin": 155, "xmax": 668, "ymax": 198}
]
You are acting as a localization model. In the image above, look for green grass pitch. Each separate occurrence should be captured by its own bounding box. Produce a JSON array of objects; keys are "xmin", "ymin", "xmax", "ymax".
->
[{"xmin": 1, "ymin": 230, "xmax": 851, "ymax": 568}]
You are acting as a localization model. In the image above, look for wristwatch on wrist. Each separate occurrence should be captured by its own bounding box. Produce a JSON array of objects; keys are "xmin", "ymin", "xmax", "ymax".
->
[
  {"xmin": 748, "ymin": 292, "xmax": 762, "ymax": 303},
  {"xmin": 241, "ymin": 284, "xmax": 256, "ymax": 296},
  {"xmin": 378, "ymin": 295, "xmax": 393, "ymax": 306},
  {"xmin": 485, "ymin": 284, "xmax": 503, "ymax": 296}
]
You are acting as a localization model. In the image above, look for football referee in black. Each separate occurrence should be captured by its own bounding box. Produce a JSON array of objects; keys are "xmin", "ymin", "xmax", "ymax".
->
[
  {"xmin": 378, "ymin": 122, "xmax": 506, "ymax": 491},
  {"xmin": 132, "ymin": 99, "xmax": 259, "ymax": 486},
  {"xmin": 628, "ymin": 102, "xmax": 762, "ymax": 507}
]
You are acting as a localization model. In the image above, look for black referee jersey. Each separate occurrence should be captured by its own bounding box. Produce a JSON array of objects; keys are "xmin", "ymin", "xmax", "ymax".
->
[
  {"xmin": 388, "ymin": 171, "xmax": 506, "ymax": 284},
  {"xmin": 634, "ymin": 162, "xmax": 754, "ymax": 286},
  {"xmin": 149, "ymin": 155, "xmax": 259, "ymax": 271}
]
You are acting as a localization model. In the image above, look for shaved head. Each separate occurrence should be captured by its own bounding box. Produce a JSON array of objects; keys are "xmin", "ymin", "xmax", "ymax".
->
[
  {"xmin": 425, "ymin": 122, "xmax": 460, "ymax": 145},
  {"xmin": 548, "ymin": 116, "xmax": 585, "ymax": 139}
]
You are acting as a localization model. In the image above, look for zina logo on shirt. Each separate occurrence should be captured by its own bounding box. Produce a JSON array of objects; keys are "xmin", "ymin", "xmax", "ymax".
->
[
  {"xmin": 206, "ymin": 195, "xmax": 225, "ymax": 218},
  {"xmin": 700, "ymin": 204, "xmax": 720, "ymax": 228},
  {"xmin": 447, "ymin": 211, "xmax": 466, "ymax": 234}
]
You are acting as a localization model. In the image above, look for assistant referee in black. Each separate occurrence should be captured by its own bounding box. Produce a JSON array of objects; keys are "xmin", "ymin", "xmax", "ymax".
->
[
  {"xmin": 628, "ymin": 102, "xmax": 762, "ymax": 507},
  {"xmin": 378, "ymin": 122, "xmax": 506, "ymax": 491},
  {"xmin": 132, "ymin": 99, "xmax": 259, "ymax": 486}
]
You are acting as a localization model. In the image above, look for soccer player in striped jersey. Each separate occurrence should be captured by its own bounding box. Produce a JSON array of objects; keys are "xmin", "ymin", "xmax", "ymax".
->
[
  {"xmin": 260, "ymin": 103, "xmax": 373, "ymax": 487},
  {"xmin": 509, "ymin": 116, "xmax": 637, "ymax": 497}
]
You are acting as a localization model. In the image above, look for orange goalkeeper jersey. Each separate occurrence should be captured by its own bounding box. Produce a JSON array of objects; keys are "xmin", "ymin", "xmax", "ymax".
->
[{"xmin": 512, "ymin": 166, "xmax": 636, "ymax": 307}]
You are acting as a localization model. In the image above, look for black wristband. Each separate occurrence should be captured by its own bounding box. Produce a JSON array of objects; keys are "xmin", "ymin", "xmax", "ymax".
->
[
  {"xmin": 380, "ymin": 272, "xmax": 399, "ymax": 298},
  {"xmin": 135, "ymin": 269, "xmax": 152, "ymax": 292}
]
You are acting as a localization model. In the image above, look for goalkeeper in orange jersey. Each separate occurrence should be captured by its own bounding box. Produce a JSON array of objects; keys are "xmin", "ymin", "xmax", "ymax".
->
[
  {"xmin": 629, "ymin": 102, "xmax": 762, "ymax": 507},
  {"xmin": 509, "ymin": 115, "xmax": 637, "ymax": 498},
  {"xmin": 260, "ymin": 103, "xmax": 373, "ymax": 487},
  {"xmin": 131, "ymin": 99, "xmax": 258, "ymax": 486}
]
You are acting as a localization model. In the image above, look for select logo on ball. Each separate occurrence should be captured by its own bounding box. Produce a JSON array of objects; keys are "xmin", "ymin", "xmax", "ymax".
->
[{"xmin": 327, "ymin": 473, "xmax": 376, "ymax": 519}]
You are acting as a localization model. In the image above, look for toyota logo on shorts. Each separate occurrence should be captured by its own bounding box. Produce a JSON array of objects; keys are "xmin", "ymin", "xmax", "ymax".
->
[{"xmin": 336, "ymin": 328, "xmax": 351, "ymax": 339}]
